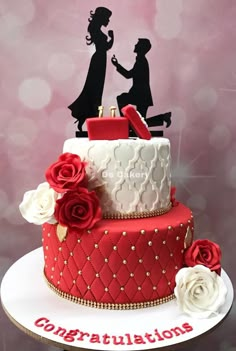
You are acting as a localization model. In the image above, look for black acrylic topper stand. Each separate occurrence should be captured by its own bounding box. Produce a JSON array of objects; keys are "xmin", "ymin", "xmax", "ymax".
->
[{"xmin": 75, "ymin": 112, "xmax": 172, "ymax": 138}]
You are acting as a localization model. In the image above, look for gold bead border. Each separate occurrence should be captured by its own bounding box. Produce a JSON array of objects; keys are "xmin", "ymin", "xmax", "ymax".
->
[
  {"xmin": 44, "ymin": 273, "xmax": 175, "ymax": 310},
  {"xmin": 103, "ymin": 203, "xmax": 172, "ymax": 220}
]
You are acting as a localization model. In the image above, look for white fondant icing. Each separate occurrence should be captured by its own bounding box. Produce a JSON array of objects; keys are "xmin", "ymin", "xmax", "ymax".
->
[{"xmin": 63, "ymin": 138, "xmax": 171, "ymax": 214}]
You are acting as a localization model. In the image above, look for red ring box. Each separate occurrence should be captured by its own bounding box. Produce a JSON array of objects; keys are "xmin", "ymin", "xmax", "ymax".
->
[
  {"xmin": 86, "ymin": 117, "xmax": 129, "ymax": 140},
  {"xmin": 122, "ymin": 105, "xmax": 151, "ymax": 140}
]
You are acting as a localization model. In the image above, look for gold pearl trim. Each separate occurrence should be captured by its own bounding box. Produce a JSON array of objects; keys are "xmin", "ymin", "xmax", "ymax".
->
[
  {"xmin": 44, "ymin": 273, "xmax": 175, "ymax": 310},
  {"xmin": 103, "ymin": 203, "xmax": 172, "ymax": 219}
]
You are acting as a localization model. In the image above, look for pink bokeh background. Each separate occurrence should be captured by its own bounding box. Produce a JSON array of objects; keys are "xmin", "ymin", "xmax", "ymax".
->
[{"xmin": 0, "ymin": 0, "xmax": 235, "ymax": 350}]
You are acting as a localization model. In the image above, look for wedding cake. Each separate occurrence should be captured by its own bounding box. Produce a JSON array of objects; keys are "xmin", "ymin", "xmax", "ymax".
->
[{"xmin": 19, "ymin": 105, "xmax": 226, "ymax": 317}]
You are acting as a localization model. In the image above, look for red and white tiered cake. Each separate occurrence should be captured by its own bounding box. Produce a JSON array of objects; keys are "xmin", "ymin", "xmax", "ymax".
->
[
  {"xmin": 20, "ymin": 107, "xmax": 195, "ymax": 309},
  {"xmin": 41, "ymin": 136, "xmax": 193, "ymax": 309},
  {"xmin": 19, "ymin": 106, "xmax": 227, "ymax": 317}
]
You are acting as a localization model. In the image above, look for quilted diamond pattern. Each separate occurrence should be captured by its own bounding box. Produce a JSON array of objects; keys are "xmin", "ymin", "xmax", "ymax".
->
[{"xmin": 43, "ymin": 203, "xmax": 193, "ymax": 307}]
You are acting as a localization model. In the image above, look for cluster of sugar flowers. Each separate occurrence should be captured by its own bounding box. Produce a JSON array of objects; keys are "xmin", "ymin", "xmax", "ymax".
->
[
  {"xmin": 19, "ymin": 153, "xmax": 102, "ymax": 238},
  {"xmin": 174, "ymin": 239, "xmax": 227, "ymax": 318}
]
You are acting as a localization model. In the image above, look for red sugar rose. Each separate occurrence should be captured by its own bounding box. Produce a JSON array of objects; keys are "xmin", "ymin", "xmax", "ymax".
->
[
  {"xmin": 45, "ymin": 153, "xmax": 87, "ymax": 193},
  {"xmin": 170, "ymin": 187, "xmax": 179, "ymax": 207},
  {"xmin": 184, "ymin": 239, "xmax": 222, "ymax": 275},
  {"xmin": 55, "ymin": 187, "xmax": 102, "ymax": 230}
]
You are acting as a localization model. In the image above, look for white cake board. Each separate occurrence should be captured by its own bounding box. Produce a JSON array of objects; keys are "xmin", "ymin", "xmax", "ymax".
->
[{"xmin": 0, "ymin": 248, "xmax": 234, "ymax": 351}]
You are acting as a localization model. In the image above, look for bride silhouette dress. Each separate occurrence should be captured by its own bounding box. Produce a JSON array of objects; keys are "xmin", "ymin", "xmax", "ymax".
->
[{"xmin": 68, "ymin": 7, "xmax": 114, "ymax": 131}]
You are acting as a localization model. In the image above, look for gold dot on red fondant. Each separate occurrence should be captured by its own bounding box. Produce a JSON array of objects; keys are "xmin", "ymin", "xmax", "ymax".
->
[
  {"xmin": 47, "ymin": 232, "xmax": 50, "ymax": 237},
  {"xmin": 70, "ymin": 252, "xmax": 73, "ymax": 256},
  {"xmin": 64, "ymin": 260, "xmax": 67, "ymax": 265},
  {"xmin": 148, "ymin": 241, "xmax": 152, "ymax": 246},
  {"xmin": 77, "ymin": 239, "xmax": 81, "ymax": 243},
  {"xmin": 154, "ymin": 228, "xmax": 158, "ymax": 233},
  {"xmin": 45, "ymin": 246, "xmax": 48, "ymax": 250},
  {"xmin": 94, "ymin": 244, "xmax": 99, "ymax": 248},
  {"xmin": 87, "ymin": 286, "xmax": 90, "ymax": 290},
  {"xmin": 60, "ymin": 272, "xmax": 63, "ymax": 276},
  {"xmin": 168, "ymin": 282, "xmax": 171, "ymax": 285},
  {"xmin": 175, "ymin": 266, "xmax": 178, "ymax": 270},
  {"xmin": 163, "ymin": 240, "xmax": 166, "ymax": 244},
  {"xmin": 59, "ymin": 247, "xmax": 62, "ymax": 251},
  {"xmin": 51, "ymin": 267, "xmax": 54, "ymax": 271},
  {"xmin": 54, "ymin": 257, "xmax": 57, "ymax": 261},
  {"xmin": 87, "ymin": 256, "xmax": 91, "ymax": 260},
  {"xmin": 122, "ymin": 231, "xmax": 127, "ymax": 236},
  {"xmin": 155, "ymin": 255, "xmax": 159, "ymax": 260},
  {"xmin": 44, "ymin": 255, "xmax": 47, "ymax": 260},
  {"xmin": 105, "ymin": 287, "xmax": 109, "ymax": 292},
  {"xmin": 180, "ymin": 223, "xmax": 184, "ymax": 227},
  {"xmin": 153, "ymin": 286, "xmax": 157, "ymax": 290},
  {"xmin": 73, "ymin": 280, "xmax": 76, "ymax": 284},
  {"xmin": 176, "ymin": 236, "xmax": 180, "ymax": 240},
  {"xmin": 130, "ymin": 273, "xmax": 134, "ymax": 277},
  {"xmin": 138, "ymin": 286, "xmax": 142, "ymax": 290},
  {"xmin": 162, "ymin": 270, "xmax": 166, "ymax": 274},
  {"xmin": 170, "ymin": 253, "xmax": 173, "ymax": 257},
  {"xmin": 146, "ymin": 272, "xmax": 150, "ymax": 276},
  {"xmin": 51, "ymin": 275, "xmax": 53, "ymax": 279},
  {"xmin": 78, "ymin": 270, "xmax": 82, "ymax": 275},
  {"xmin": 131, "ymin": 246, "xmax": 135, "ymax": 250},
  {"xmin": 113, "ymin": 246, "xmax": 117, "ymax": 250},
  {"xmin": 104, "ymin": 230, "xmax": 109, "ymax": 235},
  {"xmin": 105, "ymin": 258, "xmax": 108, "ymax": 262},
  {"xmin": 87, "ymin": 230, "xmax": 91, "ymax": 234},
  {"xmin": 120, "ymin": 287, "xmax": 124, "ymax": 291},
  {"xmin": 168, "ymin": 225, "xmax": 172, "ymax": 230},
  {"xmin": 123, "ymin": 260, "xmax": 127, "ymax": 264},
  {"xmin": 95, "ymin": 273, "xmax": 99, "ymax": 277},
  {"xmin": 139, "ymin": 259, "xmax": 143, "ymax": 263},
  {"xmin": 42, "ymin": 238, "xmax": 44, "ymax": 242},
  {"xmin": 113, "ymin": 273, "xmax": 117, "ymax": 278},
  {"xmin": 140, "ymin": 230, "xmax": 145, "ymax": 234}
]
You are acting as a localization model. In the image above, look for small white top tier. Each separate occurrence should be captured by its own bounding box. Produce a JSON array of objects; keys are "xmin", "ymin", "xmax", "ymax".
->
[{"xmin": 63, "ymin": 138, "xmax": 171, "ymax": 216}]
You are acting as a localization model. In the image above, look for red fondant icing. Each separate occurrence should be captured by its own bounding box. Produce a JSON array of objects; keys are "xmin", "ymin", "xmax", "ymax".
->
[
  {"xmin": 86, "ymin": 117, "xmax": 129, "ymax": 140},
  {"xmin": 43, "ymin": 203, "xmax": 193, "ymax": 307}
]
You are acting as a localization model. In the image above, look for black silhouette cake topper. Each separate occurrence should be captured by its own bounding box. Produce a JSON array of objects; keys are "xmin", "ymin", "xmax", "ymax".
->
[
  {"xmin": 111, "ymin": 39, "xmax": 153, "ymax": 118},
  {"xmin": 68, "ymin": 7, "xmax": 114, "ymax": 132},
  {"xmin": 68, "ymin": 7, "xmax": 171, "ymax": 137},
  {"xmin": 111, "ymin": 39, "xmax": 171, "ymax": 132}
]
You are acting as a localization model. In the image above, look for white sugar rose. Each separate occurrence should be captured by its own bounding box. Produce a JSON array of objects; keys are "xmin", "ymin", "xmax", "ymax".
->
[
  {"xmin": 174, "ymin": 265, "xmax": 227, "ymax": 319},
  {"xmin": 19, "ymin": 182, "xmax": 60, "ymax": 225}
]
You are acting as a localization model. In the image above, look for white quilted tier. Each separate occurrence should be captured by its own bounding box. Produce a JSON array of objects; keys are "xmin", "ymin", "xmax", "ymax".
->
[{"xmin": 63, "ymin": 138, "xmax": 171, "ymax": 214}]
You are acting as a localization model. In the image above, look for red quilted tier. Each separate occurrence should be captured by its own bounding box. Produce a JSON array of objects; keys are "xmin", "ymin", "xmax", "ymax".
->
[{"xmin": 43, "ymin": 203, "xmax": 194, "ymax": 309}]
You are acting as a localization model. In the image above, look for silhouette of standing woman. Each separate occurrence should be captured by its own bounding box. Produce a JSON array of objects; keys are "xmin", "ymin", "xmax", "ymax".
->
[{"xmin": 68, "ymin": 7, "xmax": 114, "ymax": 131}]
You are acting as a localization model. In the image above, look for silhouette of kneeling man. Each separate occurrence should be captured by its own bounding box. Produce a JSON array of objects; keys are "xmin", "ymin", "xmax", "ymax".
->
[
  {"xmin": 111, "ymin": 39, "xmax": 171, "ymax": 130},
  {"xmin": 111, "ymin": 38, "xmax": 153, "ymax": 118}
]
